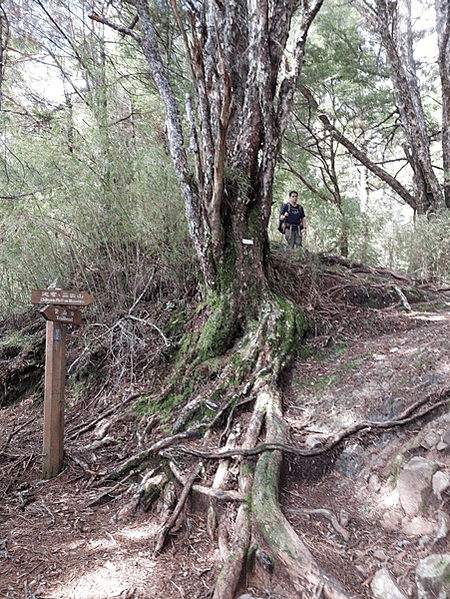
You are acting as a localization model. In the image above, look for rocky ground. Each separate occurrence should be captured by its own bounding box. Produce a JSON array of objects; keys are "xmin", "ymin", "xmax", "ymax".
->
[{"xmin": 1, "ymin": 254, "xmax": 450, "ymax": 599}]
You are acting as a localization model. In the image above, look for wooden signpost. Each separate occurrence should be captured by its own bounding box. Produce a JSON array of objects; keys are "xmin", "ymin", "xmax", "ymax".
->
[
  {"xmin": 31, "ymin": 288, "xmax": 95, "ymax": 479},
  {"xmin": 41, "ymin": 305, "xmax": 83, "ymax": 325}
]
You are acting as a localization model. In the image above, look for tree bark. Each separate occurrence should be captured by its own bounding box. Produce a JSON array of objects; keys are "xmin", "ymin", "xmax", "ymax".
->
[{"xmin": 298, "ymin": 84, "xmax": 418, "ymax": 209}]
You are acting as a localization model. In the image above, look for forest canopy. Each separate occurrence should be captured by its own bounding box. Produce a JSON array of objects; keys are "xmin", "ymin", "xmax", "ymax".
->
[{"xmin": 0, "ymin": 0, "xmax": 448, "ymax": 319}]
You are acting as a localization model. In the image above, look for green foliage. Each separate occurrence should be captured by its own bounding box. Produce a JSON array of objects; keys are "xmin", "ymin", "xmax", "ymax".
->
[
  {"xmin": 0, "ymin": 41, "xmax": 193, "ymax": 319},
  {"xmin": 2, "ymin": 0, "xmax": 450, "ymax": 331},
  {"xmin": 389, "ymin": 212, "xmax": 450, "ymax": 286}
]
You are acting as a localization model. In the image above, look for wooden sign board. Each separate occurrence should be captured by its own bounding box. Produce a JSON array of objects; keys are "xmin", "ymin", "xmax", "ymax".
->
[
  {"xmin": 41, "ymin": 305, "xmax": 83, "ymax": 325},
  {"xmin": 31, "ymin": 289, "xmax": 95, "ymax": 307}
]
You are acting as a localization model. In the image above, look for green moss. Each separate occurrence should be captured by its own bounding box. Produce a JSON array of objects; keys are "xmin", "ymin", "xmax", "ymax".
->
[
  {"xmin": 267, "ymin": 295, "xmax": 308, "ymax": 368},
  {"xmin": 297, "ymin": 346, "xmax": 315, "ymax": 360},
  {"xmin": 220, "ymin": 236, "xmax": 238, "ymax": 291},
  {"xmin": 163, "ymin": 299, "xmax": 187, "ymax": 335},
  {"xmin": 196, "ymin": 293, "xmax": 237, "ymax": 360},
  {"xmin": 367, "ymin": 296, "xmax": 379, "ymax": 308},
  {"xmin": 134, "ymin": 392, "xmax": 184, "ymax": 421},
  {"xmin": 241, "ymin": 461, "xmax": 253, "ymax": 475}
]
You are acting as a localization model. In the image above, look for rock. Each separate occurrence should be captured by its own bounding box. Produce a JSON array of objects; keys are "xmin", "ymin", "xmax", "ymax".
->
[
  {"xmin": 373, "ymin": 549, "xmax": 388, "ymax": 561},
  {"xmin": 371, "ymin": 567, "xmax": 408, "ymax": 599},
  {"xmin": 340, "ymin": 509, "xmax": 350, "ymax": 527},
  {"xmin": 421, "ymin": 430, "xmax": 442, "ymax": 450},
  {"xmin": 397, "ymin": 457, "xmax": 438, "ymax": 516},
  {"xmin": 434, "ymin": 511, "xmax": 450, "ymax": 543},
  {"xmin": 304, "ymin": 434, "xmax": 321, "ymax": 449},
  {"xmin": 334, "ymin": 444, "xmax": 366, "ymax": 479},
  {"xmin": 381, "ymin": 510, "xmax": 403, "ymax": 532},
  {"xmin": 416, "ymin": 554, "xmax": 450, "ymax": 599},
  {"xmin": 432, "ymin": 470, "xmax": 450, "ymax": 500},
  {"xmin": 369, "ymin": 473, "xmax": 381, "ymax": 493},
  {"xmin": 442, "ymin": 426, "xmax": 450, "ymax": 445},
  {"xmin": 401, "ymin": 516, "xmax": 436, "ymax": 537},
  {"xmin": 355, "ymin": 564, "xmax": 369, "ymax": 577}
]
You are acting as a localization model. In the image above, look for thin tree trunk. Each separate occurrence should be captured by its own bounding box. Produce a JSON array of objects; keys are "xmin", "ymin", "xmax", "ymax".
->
[{"xmin": 436, "ymin": 0, "xmax": 450, "ymax": 209}]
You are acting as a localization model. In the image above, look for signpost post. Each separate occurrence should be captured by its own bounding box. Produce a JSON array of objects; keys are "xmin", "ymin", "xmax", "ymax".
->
[
  {"xmin": 31, "ymin": 288, "xmax": 95, "ymax": 479},
  {"xmin": 42, "ymin": 320, "xmax": 66, "ymax": 479}
]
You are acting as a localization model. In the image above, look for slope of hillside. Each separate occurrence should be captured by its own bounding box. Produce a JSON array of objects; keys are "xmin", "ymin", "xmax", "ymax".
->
[{"xmin": 1, "ymin": 252, "xmax": 450, "ymax": 599}]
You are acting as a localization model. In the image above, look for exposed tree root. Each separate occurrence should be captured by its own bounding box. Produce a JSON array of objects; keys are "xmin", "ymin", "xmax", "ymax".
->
[
  {"xmin": 163, "ymin": 391, "xmax": 449, "ymax": 461},
  {"xmin": 286, "ymin": 508, "xmax": 350, "ymax": 542},
  {"xmin": 168, "ymin": 458, "xmax": 244, "ymax": 502},
  {"xmin": 251, "ymin": 386, "xmax": 353, "ymax": 599},
  {"xmin": 212, "ymin": 386, "xmax": 267, "ymax": 599},
  {"xmin": 86, "ymin": 298, "xmax": 450, "ymax": 598}
]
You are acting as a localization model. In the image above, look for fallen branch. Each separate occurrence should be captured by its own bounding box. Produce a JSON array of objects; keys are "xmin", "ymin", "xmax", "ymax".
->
[
  {"xmin": 40, "ymin": 502, "xmax": 56, "ymax": 526},
  {"xmin": 67, "ymin": 392, "xmax": 141, "ymax": 440},
  {"xmin": 101, "ymin": 424, "xmax": 205, "ymax": 483},
  {"xmin": 154, "ymin": 463, "xmax": 202, "ymax": 555},
  {"xmin": 394, "ymin": 285, "xmax": 411, "ymax": 311},
  {"xmin": 86, "ymin": 471, "xmax": 137, "ymax": 507},
  {"xmin": 67, "ymin": 452, "xmax": 99, "ymax": 477}
]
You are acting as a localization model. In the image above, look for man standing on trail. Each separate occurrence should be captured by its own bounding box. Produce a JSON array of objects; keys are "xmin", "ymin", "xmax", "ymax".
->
[{"xmin": 279, "ymin": 190, "xmax": 307, "ymax": 249}]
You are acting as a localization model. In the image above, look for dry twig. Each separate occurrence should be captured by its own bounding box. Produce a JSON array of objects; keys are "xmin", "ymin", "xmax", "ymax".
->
[{"xmin": 154, "ymin": 462, "xmax": 202, "ymax": 555}]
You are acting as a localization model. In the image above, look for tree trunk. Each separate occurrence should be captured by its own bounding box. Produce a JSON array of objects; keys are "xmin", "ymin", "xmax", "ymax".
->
[
  {"xmin": 436, "ymin": 0, "xmax": 450, "ymax": 210},
  {"xmin": 298, "ymin": 83, "xmax": 419, "ymax": 210},
  {"xmin": 353, "ymin": 0, "xmax": 444, "ymax": 214}
]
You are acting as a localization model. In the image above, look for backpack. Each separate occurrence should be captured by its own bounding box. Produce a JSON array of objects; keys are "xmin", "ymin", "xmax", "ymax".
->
[{"xmin": 278, "ymin": 203, "xmax": 290, "ymax": 233}]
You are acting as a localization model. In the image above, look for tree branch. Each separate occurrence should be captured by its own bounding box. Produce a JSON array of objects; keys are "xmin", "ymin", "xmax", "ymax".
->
[
  {"xmin": 299, "ymin": 84, "xmax": 418, "ymax": 209},
  {"xmin": 89, "ymin": 11, "xmax": 141, "ymax": 43}
]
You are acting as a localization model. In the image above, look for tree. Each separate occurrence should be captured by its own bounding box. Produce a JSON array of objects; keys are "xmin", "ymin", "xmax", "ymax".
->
[
  {"xmin": 89, "ymin": 1, "xmax": 354, "ymax": 598},
  {"xmin": 352, "ymin": 0, "xmax": 444, "ymax": 214},
  {"xmin": 436, "ymin": 0, "xmax": 450, "ymax": 209},
  {"xmin": 0, "ymin": 0, "xmax": 189, "ymax": 319}
]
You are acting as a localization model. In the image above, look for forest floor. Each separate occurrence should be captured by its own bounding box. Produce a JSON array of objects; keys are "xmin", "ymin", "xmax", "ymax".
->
[{"xmin": 1, "ymin": 251, "xmax": 450, "ymax": 599}]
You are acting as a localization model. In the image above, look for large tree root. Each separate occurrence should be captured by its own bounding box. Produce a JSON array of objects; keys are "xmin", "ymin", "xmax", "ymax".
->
[
  {"xmin": 91, "ymin": 318, "xmax": 450, "ymax": 597},
  {"xmin": 210, "ymin": 379, "xmax": 354, "ymax": 599},
  {"xmin": 212, "ymin": 388, "xmax": 267, "ymax": 599},
  {"xmin": 164, "ymin": 390, "xmax": 449, "ymax": 461},
  {"xmin": 252, "ymin": 387, "xmax": 353, "ymax": 599}
]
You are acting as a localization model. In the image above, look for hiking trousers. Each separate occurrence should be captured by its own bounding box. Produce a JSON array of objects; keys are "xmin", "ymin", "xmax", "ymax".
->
[{"xmin": 284, "ymin": 227, "xmax": 302, "ymax": 248}]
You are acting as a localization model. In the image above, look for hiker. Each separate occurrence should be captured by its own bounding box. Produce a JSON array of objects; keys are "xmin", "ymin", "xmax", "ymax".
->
[{"xmin": 279, "ymin": 190, "xmax": 307, "ymax": 248}]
